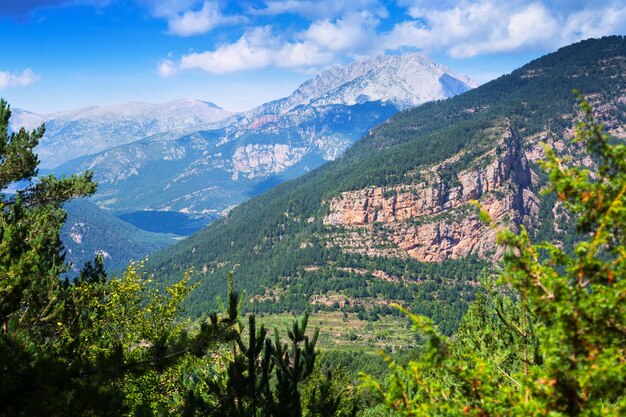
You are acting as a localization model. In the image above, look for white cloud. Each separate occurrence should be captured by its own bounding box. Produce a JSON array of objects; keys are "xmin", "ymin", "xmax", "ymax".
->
[
  {"xmin": 0, "ymin": 69, "xmax": 40, "ymax": 89},
  {"xmin": 180, "ymin": 27, "xmax": 276, "ymax": 73},
  {"xmin": 252, "ymin": 0, "xmax": 385, "ymax": 19},
  {"xmin": 275, "ymin": 42, "xmax": 333, "ymax": 69},
  {"xmin": 138, "ymin": 0, "xmax": 198, "ymax": 17},
  {"xmin": 562, "ymin": 6, "xmax": 626, "ymax": 40},
  {"xmin": 384, "ymin": 0, "xmax": 626, "ymax": 58},
  {"xmin": 167, "ymin": 1, "xmax": 244, "ymax": 36},
  {"xmin": 158, "ymin": 59, "xmax": 178, "ymax": 77},
  {"xmin": 160, "ymin": 0, "xmax": 626, "ymax": 75},
  {"xmin": 169, "ymin": 11, "xmax": 380, "ymax": 74},
  {"xmin": 139, "ymin": 0, "xmax": 242, "ymax": 36},
  {"xmin": 302, "ymin": 12, "xmax": 379, "ymax": 53}
]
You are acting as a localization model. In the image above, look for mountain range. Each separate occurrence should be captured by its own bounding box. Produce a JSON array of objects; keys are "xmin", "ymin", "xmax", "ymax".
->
[
  {"xmin": 11, "ymin": 99, "xmax": 232, "ymax": 169},
  {"xmin": 147, "ymin": 36, "xmax": 626, "ymax": 332},
  {"xmin": 8, "ymin": 52, "xmax": 475, "ymax": 273},
  {"xmin": 47, "ymin": 53, "xmax": 474, "ymax": 219}
]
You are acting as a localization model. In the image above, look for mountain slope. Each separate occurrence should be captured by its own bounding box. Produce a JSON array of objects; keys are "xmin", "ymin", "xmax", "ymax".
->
[
  {"xmin": 54, "ymin": 53, "xmax": 474, "ymax": 216},
  {"xmin": 62, "ymin": 200, "xmax": 179, "ymax": 274},
  {"xmin": 148, "ymin": 36, "xmax": 626, "ymax": 331}
]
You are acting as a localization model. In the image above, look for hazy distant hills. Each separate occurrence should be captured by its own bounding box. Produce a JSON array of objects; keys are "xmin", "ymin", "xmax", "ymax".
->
[
  {"xmin": 147, "ymin": 37, "xmax": 626, "ymax": 330},
  {"xmin": 11, "ymin": 99, "xmax": 232, "ymax": 169}
]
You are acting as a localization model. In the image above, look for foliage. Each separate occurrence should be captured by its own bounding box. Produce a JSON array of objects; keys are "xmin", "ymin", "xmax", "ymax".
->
[
  {"xmin": 182, "ymin": 297, "xmax": 355, "ymax": 417},
  {"xmin": 0, "ymin": 99, "xmax": 98, "ymax": 415},
  {"xmin": 360, "ymin": 97, "xmax": 626, "ymax": 415},
  {"xmin": 0, "ymin": 100, "xmax": 347, "ymax": 416},
  {"xmin": 302, "ymin": 368, "xmax": 359, "ymax": 417},
  {"xmin": 1, "ymin": 258, "xmax": 239, "ymax": 416}
]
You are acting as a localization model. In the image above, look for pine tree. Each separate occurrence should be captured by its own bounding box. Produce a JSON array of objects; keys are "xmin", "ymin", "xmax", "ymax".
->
[{"xmin": 267, "ymin": 312, "xmax": 319, "ymax": 417}]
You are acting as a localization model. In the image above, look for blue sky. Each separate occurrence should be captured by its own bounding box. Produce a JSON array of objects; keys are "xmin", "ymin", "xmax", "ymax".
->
[{"xmin": 1, "ymin": 0, "xmax": 625, "ymax": 114}]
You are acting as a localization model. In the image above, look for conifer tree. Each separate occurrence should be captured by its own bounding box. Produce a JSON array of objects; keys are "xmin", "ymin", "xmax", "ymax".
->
[{"xmin": 267, "ymin": 312, "xmax": 319, "ymax": 417}]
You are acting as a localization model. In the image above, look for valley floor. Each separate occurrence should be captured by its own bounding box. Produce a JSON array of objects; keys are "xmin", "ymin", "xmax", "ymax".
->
[{"xmin": 245, "ymin": 311, "xmax": 415, "ymax": 353}]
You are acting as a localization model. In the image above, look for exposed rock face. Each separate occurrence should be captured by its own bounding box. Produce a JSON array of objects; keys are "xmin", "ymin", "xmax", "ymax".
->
[
  {"xmin": 232, "ymin": 144, "xmax": 308, "ymax": 179},
  {"xmin": 324, "ymin": 128, "xmax": 540, "ymax": 262}
]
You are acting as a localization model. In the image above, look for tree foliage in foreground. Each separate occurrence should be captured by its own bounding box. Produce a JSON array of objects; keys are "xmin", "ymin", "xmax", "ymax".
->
[
  {"xmin": 0, "ymin": 98, "xmax": 239, "ymax": 415},
  {"xmin": 361, "ymin": 95, "xmax": 626, "ymax": 416},
  {"xmin": 181, "ymin": 276, "xmax": 358, "ymax": 417}
]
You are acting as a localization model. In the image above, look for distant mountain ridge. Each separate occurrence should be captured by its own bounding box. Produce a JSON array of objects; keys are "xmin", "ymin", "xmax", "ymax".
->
[
  {"xmin": 242, "ymin": 52, "xmax": 477, "ymax": 118},
  {"xmin": 11, "ymin": 99, "xmax": 232, "ymax": 168},
  {"xmin": 50, "ymin": 52, "xmax": 475, "ymax": 217}
]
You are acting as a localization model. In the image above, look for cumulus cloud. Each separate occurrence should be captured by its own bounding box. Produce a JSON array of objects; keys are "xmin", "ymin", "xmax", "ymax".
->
[
  {"xmin": 388, "ymin": 0, "xmax": 626, "ymax": 58},
  {"xmin": 158, "ymin": 59, "xmax": 178, "ymax": 77},
  {"xmin": 302, "ymin": 11, "xmax": 379, "ymax": 53},
  {"xmin": 0, "ymin": 69, "xmax": 40, "ymax": 89},
  {"xmin": 252, "ymin": 0, "xmax": 385, "ymax": 19},
  {"xmin": 168, "ymin": 11, "xmax": 379, "ymax": 74},
  {"xmin": 180, "ymin": 27, "xmax": 276, "ymax": 73},
  {"xmin": 137, "ymin": 0, "xmax": 198, "ymax": 17},
  {"xmin": 161, "ymin": 0, "xmax": 626, "ymax": 75},
  {"xmin": 177, "ymin": 25, "xmax": 335, "ymax": 73},
  {"xmin": 139, "ymin": 0, "xmax": 243, "ymax": 36},
  {"xmin": 274, "ymin": 42, "xmax": 333, "ymax": 69},
  {"xmin": 166, "ymin": 1, "xmax": 245, "ymax": 36},
  {"xmin": 562, "ymin": 6, "xmax": 626, "ymax": 40}
]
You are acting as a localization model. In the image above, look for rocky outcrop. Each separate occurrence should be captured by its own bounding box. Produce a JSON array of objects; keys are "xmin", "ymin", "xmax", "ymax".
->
[
  {"xmin": 324, "ymin": 128, "xmax": 540, "ymax": 262},
  {"xmin": 381, "ymin": 191, "xmax": 537, "ymax": 262},
  {"xmin": 231, "ymin": 143, "xmax": 308, "ymax": 179}
]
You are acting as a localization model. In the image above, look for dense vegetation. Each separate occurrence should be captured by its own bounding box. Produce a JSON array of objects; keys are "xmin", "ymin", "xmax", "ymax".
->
[
  {"xmin": 362, "ymin": 95, "xmax": 626, "ymax": 416},
  {"xmin": 0, "ymin": 100, "xmax": 357, "ymax": 416},
  {"xmin": 148, "ymin": 36, "xmax": 626, "ymax": 334}
]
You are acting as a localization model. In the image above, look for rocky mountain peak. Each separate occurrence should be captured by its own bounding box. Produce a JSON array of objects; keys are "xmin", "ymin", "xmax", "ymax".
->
[
  {"xmin": 247, "ymin": 52, "xmax": 476, "ymax": 119},
  {"xmin": 309, "ymin": 52, "xmax": 477, "ymax": 109}
]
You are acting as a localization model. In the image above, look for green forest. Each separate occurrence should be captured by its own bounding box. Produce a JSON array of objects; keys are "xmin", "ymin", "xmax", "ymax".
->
[{"xmin": 2, "ymin": 78, "xmax": 626, "ymax": 416}]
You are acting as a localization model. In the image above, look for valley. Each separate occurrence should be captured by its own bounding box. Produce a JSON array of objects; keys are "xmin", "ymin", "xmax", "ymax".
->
[
  {"xmin": 222, "ymin": 311, "xmax": 416, "ymax": 354},
  {"xmin": 25, "ymin": 52, "xmax": 474, "ymax": 274},
  {"xmin": 4, "ymin": 0, "xmax": 626, "ymax": 414}
]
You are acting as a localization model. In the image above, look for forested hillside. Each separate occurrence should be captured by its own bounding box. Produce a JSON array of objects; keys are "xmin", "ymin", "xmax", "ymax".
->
[
  {"xmin": 61, "ymin": 200, "xmax": 179, "ymax": 274},
  {"xmin": 149, "ymin": 36, "xmax": 626, "ymax": 334}
]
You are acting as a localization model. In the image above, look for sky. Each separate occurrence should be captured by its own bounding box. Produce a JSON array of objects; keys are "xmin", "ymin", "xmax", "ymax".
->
[{"xmin": 1, "ymin": 0, "xmax": 625, "ymax": 114}]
